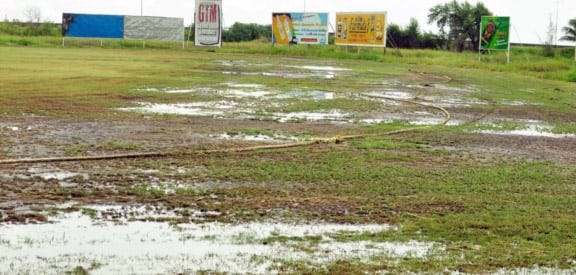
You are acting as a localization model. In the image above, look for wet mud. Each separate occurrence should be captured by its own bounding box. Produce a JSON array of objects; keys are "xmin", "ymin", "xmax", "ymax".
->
[{"xmin": 1, "ymin": 62, "xmax": 575, "ymax": 273}]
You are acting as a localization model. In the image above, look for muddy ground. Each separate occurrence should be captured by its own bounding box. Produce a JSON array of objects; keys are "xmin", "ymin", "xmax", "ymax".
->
[
  {"xmin": 0, "ymin": 65, "xmax": 575, "ymax": 273},
  {"xmin": 1, "ymin": 100, "xmax": 575, "ymax": 224}
]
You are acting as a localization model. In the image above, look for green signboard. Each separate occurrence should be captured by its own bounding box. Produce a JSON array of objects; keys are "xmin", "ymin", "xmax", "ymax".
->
[{"xmin": 480, "ymin": 16, "xmax": 510, "ymax": 51}]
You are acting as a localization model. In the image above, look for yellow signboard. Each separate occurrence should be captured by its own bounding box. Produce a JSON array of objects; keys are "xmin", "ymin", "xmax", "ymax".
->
[{"xmin": 335, "ymin": 12, "xmax": 387, "ymax": 47}]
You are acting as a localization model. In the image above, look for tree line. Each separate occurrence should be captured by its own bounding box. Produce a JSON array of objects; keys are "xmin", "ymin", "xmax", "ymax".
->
[{"xmin": 2, "ymin": 0, "xmax": 576, "ymax": 52}]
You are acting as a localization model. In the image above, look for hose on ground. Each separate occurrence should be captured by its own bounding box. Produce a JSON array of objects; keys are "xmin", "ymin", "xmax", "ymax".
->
[{"xmin": 0, "ymin": 92, "xmax": 451, "ymax": 165}]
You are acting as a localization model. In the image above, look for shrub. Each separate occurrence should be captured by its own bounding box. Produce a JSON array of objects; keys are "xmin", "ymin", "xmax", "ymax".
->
[{"xmin": 568, "ymin": 70, "xmax": 576, "ymax": 82}]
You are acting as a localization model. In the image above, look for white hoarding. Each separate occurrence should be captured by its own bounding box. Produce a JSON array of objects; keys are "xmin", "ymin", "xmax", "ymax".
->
[
  {"xmin": 195, "ymin": 0, "xmax": 222, "ymax": 47},
  {"xmin": 124, "ymin": 16, "xmax": 184, "ymax": 41}
]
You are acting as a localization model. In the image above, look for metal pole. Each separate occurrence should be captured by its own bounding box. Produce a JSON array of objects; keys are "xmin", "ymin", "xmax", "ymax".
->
[
  {"xmin": 555, "ymin": 0, "xmax": 559, "ymax": 47},
  {"xmin": 141, "ymin": 0, "xmax": 143, "ymax": 16}
]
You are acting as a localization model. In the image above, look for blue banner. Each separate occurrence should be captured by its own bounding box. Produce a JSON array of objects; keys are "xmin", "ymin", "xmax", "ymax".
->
[{"xmin": 63, "ymin": 14, "xmax": 124, "ymax": 38}]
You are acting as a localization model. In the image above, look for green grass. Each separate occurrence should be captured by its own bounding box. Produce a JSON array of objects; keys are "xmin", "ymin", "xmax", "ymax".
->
[
  {"xmin": 1, "ymin": 37, "xmax": 576, "ymax": 273},
  {"xmin": 1, "ymin": 40, "xmax": 573, "ymax": 121},
  {"xmin": 195, "ymin": 147, "xmax": 576, "ymax": 272}
]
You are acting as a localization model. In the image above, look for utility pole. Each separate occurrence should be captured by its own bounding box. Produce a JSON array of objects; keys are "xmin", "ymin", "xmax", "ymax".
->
[{"xmin": 555, "ymin": 0, "xmax": 560, "ymax": 47}]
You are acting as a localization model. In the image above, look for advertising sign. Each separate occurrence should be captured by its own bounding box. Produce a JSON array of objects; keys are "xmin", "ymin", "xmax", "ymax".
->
[
  {"xmin": 195, "ymin": 0, "xmax": 222, "ymax": 46},
  {"xmin": 62, "ymin": 13, "xmax": 124, "ymax": 38},
  {"xmin": 335, "ymin": 12, "xmax": 387, "ymax": 47},
  {"xmin": 480, "ymin": 16, "xmax": 510, "ymax": 51},
  {"xmin": 124, "ymin": 16, "xmax": 184, "ymax": 41},
  {"xmin": 272, "ymin": 13, "xmax": 329, "ymax": 45}
]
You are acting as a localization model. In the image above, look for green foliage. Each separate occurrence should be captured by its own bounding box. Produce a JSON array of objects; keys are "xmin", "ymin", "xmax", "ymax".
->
[
  {"xmin": 559, "ymin": 18, "xmax": 576, "ymax": 42},
  {"xmin": 541, "ymin": 44, "xmax": 556, "ymax": 58},
  {"xmin": 224, "ymin": 23, "xmax": 271, "ymax": 42},
  {"xmin": 428, "ymin": 0, "xmax": 492, "ymax": 51},
  {"xmin": 387, "ymin": 19, "xmax": 445, "ymax": 49},
  {"xmin": 0, "ymin": 22, "xmax": 60, "ymax": 36},
  {"xmin": 567, "ymin": 70, "xmax": 576, "ymax": 82},
  {"xmin": 133, "ymin": 185, "xmax": 165, "ymax": 199},
  {"xmin": 551, "ymin": 120, "xmax": 576, "ymax": 133}
]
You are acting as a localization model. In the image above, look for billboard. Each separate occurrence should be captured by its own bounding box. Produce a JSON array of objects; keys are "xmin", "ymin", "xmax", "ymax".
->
[
  {"xmin": 335, "ymin": 12, "xmax": 387, "ymax": 47},
  {"xmin": 195, "ymin": 0, "xmax": 222, "ymax": 46},
  {"xmin": 272, "ymin": 13, "xmax": 329, "ymax": 45},
  {"xmin": 62, "ymin": 13, "xmax": 124, "ymax": 38},
  {"xmin": 63, "ymin": 14, "xmax": 184, "ymax": 41},
  {"xmin": 480, "ymin": 16, "xmax": 510, "ymax": 51},
  {"xmin": 124, "ymin": 16, "xmax": 184, "ymax": 41}
]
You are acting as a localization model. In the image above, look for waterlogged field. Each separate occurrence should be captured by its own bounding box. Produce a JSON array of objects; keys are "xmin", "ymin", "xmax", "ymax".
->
[{"xmin": 0, "ymin": 45, "xmax": 575, "ymax": 274}]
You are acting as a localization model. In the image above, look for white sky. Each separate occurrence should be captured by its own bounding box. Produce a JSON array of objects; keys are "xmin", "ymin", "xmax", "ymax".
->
[{"xmin": 1, "ymin": 0, "xmax": 574, "ymax": 45}]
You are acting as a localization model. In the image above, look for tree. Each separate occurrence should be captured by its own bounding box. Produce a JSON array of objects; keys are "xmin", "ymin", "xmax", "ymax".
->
[
  {"xmin": 560, "ymin": 18, "xmax": 576, "ymax": 42},
  {"xmin": 387, "ymin": 19, "xmax": 443, "ymax": 50},
  {"xmin": 24, "ymin": 7, "xmax": 42, "ymax": 23},
  {"xmin": 405, "ymin": 18, "xmax": 421, "ymax": 48},
  {"xmin": 387, "ymin": 19, "xmax": 421, "ymax": 48},
  {"xmin": 428, "ymin": 0, "xmax": 492, "ymax": 52},
  {"xmin": 224, "ymin": 22, "xmax": 269, "ymax": 42},
  {"xmin": 23, "ymin": 6, "xmax": 42, "ymax": 35},
  {"xmin": 542, "ymin": 15, "xmax": 556, "ymax": 57}
]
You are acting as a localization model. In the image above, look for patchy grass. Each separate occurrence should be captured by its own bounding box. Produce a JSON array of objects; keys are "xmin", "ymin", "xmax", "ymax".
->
[
  {"xmin": 186, "ymin": 146, "xmax": 576, "ymax": 271},
  {"xmin": 1, "ymin": 41, "xmax": 576, "ymax": 273}
]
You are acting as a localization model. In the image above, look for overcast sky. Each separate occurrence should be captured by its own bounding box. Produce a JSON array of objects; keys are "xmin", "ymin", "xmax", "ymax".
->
[{"xmin": 2, "ymin": 0, "xmax": 574, "ymax": 45}]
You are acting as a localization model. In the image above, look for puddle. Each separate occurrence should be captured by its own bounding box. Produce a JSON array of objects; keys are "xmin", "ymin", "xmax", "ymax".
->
[
  {"xmin": 264, "ymin": 71, "xmax": 336, "ymax": 79},
  {"xmin": 136, "ymin": 87, "xmax": 217, "ymax": 94},
  {"xmin": 223, "ymin": 89, "xmax": 271, "ymax": 98},
  {"xmin": 1, "ymin": 125, "xmax": 34, "ymax": 132},
  {"xmin": 432, "ymin": 96, "xmax": 487, "ymax": 107},
  {"xmin": 428, "ymin": 84, "xmax": 480, "ymax": 93},
  {"xmin": 275, "ymin": 90, "xmax": 335, "ymax": 100},
  {"xmin": 121, "ymin": 83, "xmax": 487, "ymax": 126},
  {"xmin": 366, "ymin": 90, "xmax": 489, "ymax": 108},
  {"xmin": 473, "ymin": 120, "xmax": 576, "ymax": 138},
  {"xmin": 290, "ymin": 65, "xmax": 351, "ymax": 72},
  {"xmin": 117, "ymin": 99, "xmax": 451, "ymax": 126},
  {"xmin": 0, "ymin": 210, "xmax": 440, "ymax": 274},
  {"xmin": 2, "ymin": 167, "xmax": 88, "ymax": 182},
  {"xmin": 83, "ymin": 204, "xmax": 221, "ymax": 221},
  {"xmin": 501, "ymin": 100, "xmax": 526, "ymax": 106},
  {"xmin": 311, "ymin": 91, "xmax": 334, "ymax": 100},
  {"xmin": 494, "ymin": 267, "xmax": 576, "ymax": 275},
  {"xmin": 223, "ymin": 70, "xmax": 338, "ymax": 79},
  {"xmin": 369, "ymin": 90, "xmax": 414, "ymax": 100},
  {"xmin": 274, "ymin": 110, "xmax": 351, "ymax": 123},
  {"xmin": 213, "ymin": 133, "xmax": 305, "ymax": 143},
  {"xmin": 225, "ymin": 83, "xmax": 265, "ymax": 89},
  {"xmin": 359, "ymin": 113, "xmax": 455, "ymax": 126},
  {"xmin": 216, "ymin": 60, "xmax": 273, "ymax": 67},
  {"xmin": 118, "ymin": 101, "xmax": 250, "ymax": 117},
  {"xmin": 477, "ymin": 127, "xmax": 575, "ymax": 138}
]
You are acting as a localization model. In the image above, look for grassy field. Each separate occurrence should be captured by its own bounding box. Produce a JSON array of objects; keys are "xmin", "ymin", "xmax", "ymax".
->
[{"xmin": 1, "ymin": 38, "xmax": 576, "ymax": 273}]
